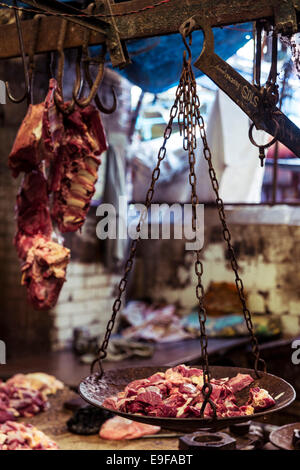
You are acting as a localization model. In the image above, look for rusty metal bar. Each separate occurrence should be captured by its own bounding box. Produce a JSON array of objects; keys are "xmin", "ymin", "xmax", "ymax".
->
[{"xmin": 0, "ymin": 0, "xmax": 299, "ymax": 60}]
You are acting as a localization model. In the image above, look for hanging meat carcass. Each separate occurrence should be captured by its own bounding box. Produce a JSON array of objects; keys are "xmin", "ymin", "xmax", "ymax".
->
[
  {"xmin": 8, "ymin": 78, "xmax": 108, "ymax": 310},
  {"xmin": 14, "ymin": 170, "xmax": 70, "ymax": 310},
  {"xmin": 43, "ymin": 79, "xmax": 107, "ymax": 233}
]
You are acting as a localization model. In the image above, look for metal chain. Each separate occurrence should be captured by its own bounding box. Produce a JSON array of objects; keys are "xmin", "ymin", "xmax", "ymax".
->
[
  {"xmin": 91, "ymin": 80, "xmax": 182, "ymax": 376},
  {"xmin": 194, "ymin": 86, "xmax": 267, "ymax": 378},
  {"xmin": 177, "ymin": 40, "xmax": 216, "ymax": 418}
]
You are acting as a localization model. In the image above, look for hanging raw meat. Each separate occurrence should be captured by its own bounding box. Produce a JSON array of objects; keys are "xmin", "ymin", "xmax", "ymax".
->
[
  {"xmin": 20, "ymin": 236, "xmax": 70, "ymax": 311},
  {"xmin": 8, "ymin": 78, "xmax": 107, "ymax": 310},
  {"xmin": 13, "ymin": 170, "xmax": 70, "ymax": 310},
  {"xmin": 43, "ymin": 79, "xmax": 108, "ymax": 232},
  {"xmin": 14, "ymin": 171, "xmax": 52, "ymax": 260},
  {"xmin": 8, "ymin": 102, "xmax": 53, "ymax": 177}
]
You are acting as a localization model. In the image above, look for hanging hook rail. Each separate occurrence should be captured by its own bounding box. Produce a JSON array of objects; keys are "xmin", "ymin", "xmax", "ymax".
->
[{"xmin": 5, "ymin": 0, "xmax": 30, "ymax": 105}]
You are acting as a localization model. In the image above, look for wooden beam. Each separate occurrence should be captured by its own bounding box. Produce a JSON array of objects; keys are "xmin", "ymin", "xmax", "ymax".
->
[{"xmin": 0, "ymin": 0, "xmax": 298, "ymax": 60}]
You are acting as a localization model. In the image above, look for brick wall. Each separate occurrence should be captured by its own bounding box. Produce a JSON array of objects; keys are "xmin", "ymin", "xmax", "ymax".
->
[{"xmin": 50, "ymin": 262, "xmax": 120, "ymax": 350}]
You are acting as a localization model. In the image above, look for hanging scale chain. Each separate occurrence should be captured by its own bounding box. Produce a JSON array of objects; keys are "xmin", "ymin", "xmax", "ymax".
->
[
  {"xmin": 92, "ymin": 30, "xmax": 266, "ymax": 418},
  {"xmin": 91, "ymin": 82, "xmax": 181, "ymax": 376},
  {"xmin": 181, "ymin": 31, "xmax": 266, "ymax": 378}
]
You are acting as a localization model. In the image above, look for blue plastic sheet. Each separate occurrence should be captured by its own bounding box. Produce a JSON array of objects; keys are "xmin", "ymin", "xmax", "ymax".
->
[{"xmin": 121, "ymin": 27, "xmax": 251, "ymax": 93}]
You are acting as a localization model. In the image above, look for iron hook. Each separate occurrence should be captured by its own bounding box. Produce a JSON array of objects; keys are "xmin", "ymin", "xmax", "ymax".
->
[
  {"xmin": 54, "ymin": 20, "xmax": 83, "ymax": 115},
  {"xmin": 5, "ymin": 0, "xmax": 30, "ymax": 105},
  {"xmin": 73, "ymin": 2, "xmax": 117, "ymax": 114}
]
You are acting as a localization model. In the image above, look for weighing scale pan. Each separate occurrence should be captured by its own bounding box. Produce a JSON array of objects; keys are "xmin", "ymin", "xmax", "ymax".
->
[{"xmin": 79, "ymin": 366, "xmax": 295, "ymax": 432}]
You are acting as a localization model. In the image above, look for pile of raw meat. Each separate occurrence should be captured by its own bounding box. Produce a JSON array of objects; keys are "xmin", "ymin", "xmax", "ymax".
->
[
  {"xmin": 0, "ymin": 421, "xmax": 58, "ymax": 450},
  {"xmin": 9, "ymin": 79, "xmax": 107, "ymax": 310},
  {"xmin": 0, "ymin": 372, "xmax": 63, "ymax": 423},
  {"xmin": 103, "ymin": 364, "xmax": 275, "ymax": 419}
]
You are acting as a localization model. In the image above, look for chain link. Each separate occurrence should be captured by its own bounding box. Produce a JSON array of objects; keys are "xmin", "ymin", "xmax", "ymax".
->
[
  {"xmin": 195, "ymin": 82, "xmax": 266, "ymax": 378},
  {"xmin": 178, "ymin": 47, "xmax": 216, "ymax": 418},
  {"xmin": 91, "ymin": 81, "xmax": 182, "ymax": 376}
]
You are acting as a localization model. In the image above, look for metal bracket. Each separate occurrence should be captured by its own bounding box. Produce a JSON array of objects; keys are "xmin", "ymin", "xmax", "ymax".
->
[
  {"xmin": 99, "ymin": 0, "xmax": 130, "ymax": 69},
  {"xmin": 181, "ymin": 16, "xmax": 300, "ymax": 157},
  {"xmin": 23, "ymin": 0, "xmax": 130, "ymax": 69}
]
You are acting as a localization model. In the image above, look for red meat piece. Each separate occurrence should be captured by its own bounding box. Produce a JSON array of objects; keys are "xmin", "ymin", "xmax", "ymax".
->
[
  {"xmin": 21, "ymin": 236, "xmax": 70, "ymax": 310},
  {"xmin": 226, "ymin": 373, "xmax": 254, "ymax": 393},
  {"xmin": 8, "ymin": 103, "xmax": 45, "ymax": 177},
  {"xmin": 44, "ymin": 80, "xmax": 108, "ymax": 233},
  {"xmin": 99, "ymin": 416, "xmax": 160, "ymax": 440},
  {"xmin": 246, "ymin": 387, "xmax": 276, "ymax": 411},
  {"xmin": 136, "ymin": 386, "xmax": 163, "ymax": 406},
  {"xmin": 14, "ymin": 171, "xmax": 52, "ymax": 260}
]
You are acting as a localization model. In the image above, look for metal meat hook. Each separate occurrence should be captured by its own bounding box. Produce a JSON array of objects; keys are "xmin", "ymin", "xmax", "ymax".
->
[
  {"xmin": 54, "ymin": 19, "xmax": 83, "ymax": 115},
  {"xmin": 73, "ymin": 2, "xmax": 117, "ymax": 114},
  {"xmin": 179, "ymin": 16, "xmax": 300, "ymax": 157},
  {"xmin": 5, "ymin": 0, "xmax": 30, "ymax": 105}
]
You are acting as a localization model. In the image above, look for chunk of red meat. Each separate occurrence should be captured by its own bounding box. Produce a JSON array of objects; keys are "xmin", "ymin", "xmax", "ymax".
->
[
  {"xmin": 20, "ymin": 237, "xmax": 70, "ymax": 310},
  {"xmin": 226, "ymin": 373, "xmax": 254, "ymax": 393},
  {"xmin": 246, "ymin": 387, "xmax": 275, "ymax": 411},
  {"xmin": 14, "ymin": 171, "xmax": 52, "ymax": 260},
  {"xmin": 178, "ymin": 383, "xmax": 198, "ymax": 395},
  {"xmin": 147, "ymin": 404, "xmax": 177, "ymax": 418},
  {"xmin": 126, "ymin": 401, "xmax": 145, "ymax": 414},
  {"xmin": 46, "ymin": 84, "xmax": 107, "ymax": 233},
  {"xmin": 102, "ymin": 397, "xmax": 119, "ymax": 411},
  {"xmin": 8, "ymin": 103, "xmax": 45, "ymax": 177},
  {"xmin": 164, "ymin": 392, "xmax": 187, "ymax": 409},
  {"xmin": 124, "ymin": 379, "xmax": 150, "ymax": 394},
  {"xmin": 148, "ymin": 373, "xmax": 165, "ymax": 384},
  {"xmin": 136, "ymin": 386, "xmax": 163, "ymax": 406},
  {"xmin": 99, "ymin": 416, "xmax": 160, "ymax": 440},
  {"xmin": 42, "ymin": 78, "xmax": 64, "ymax": 162},
  {"xmin": 172, "ymin": 365, "xmax": 203, "ymax": 378}
]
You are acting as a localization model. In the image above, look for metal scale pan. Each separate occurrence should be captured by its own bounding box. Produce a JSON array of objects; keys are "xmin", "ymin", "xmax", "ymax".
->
[{"xmin": 79, "ymin": 365, "xmax": 295, "ymax": 433}]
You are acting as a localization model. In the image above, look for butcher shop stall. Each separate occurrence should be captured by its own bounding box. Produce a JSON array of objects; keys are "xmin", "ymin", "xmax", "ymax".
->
[{"xmin": 0, "ymin": 0, "xmax": 300, "ymax": 455}]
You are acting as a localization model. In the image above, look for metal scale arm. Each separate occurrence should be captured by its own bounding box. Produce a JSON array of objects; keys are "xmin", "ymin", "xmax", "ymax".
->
[{"xmin": 184, "ymin": 16, "xmax": 300, "ymax": 157}]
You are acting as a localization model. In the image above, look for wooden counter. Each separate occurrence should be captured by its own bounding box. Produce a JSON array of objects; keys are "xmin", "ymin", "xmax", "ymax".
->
[{"xmin": 0, "ymin": 337, "xmax": 249, "ymax": 387}]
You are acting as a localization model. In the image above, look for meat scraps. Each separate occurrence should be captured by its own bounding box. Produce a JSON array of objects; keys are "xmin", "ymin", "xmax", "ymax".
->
[
  {"xmin": 8, "ymin": 78, "xmax": 107, "ymax": 310},
  {"xmin": 6, "ymin": 373, "xmax": 64, "ymax": 400},
  {"xmin": 0, "ymin": 372, "xmax": 64, "ymax": 424},
  {"xmin": 20, "ymin": 236, "xmax": 70, "ymax": 311},
  {"xmin": 0, "ymin": 382, "xmax": 48, "ymax": 423},
  {"xmin": 103, "ymin": 365, "xmax": 275, "ymax": 419},
  {"xmin": 0, "ymin": 421, "xmax": 58, "ymax": 450},
  {"xmin": 99, "ymin": 416, "xmax": 160, "ymax": 440}
]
